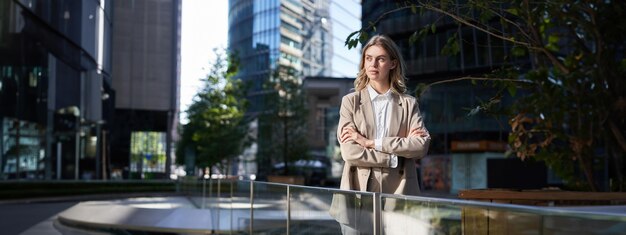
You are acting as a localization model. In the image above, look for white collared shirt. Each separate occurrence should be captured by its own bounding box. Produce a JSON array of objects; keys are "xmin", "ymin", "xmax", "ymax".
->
[{"xmin": 367, "ymin": 85, "xmax": 398, "ymax": 168}]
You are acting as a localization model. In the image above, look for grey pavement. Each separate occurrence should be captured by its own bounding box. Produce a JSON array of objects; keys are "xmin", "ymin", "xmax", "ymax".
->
[
  {"xmin": 0, "ymin": 193, "xmax": 182, "ymax": 235},
  {"xmin": 6, "ymin": 194, "xmax": 341, "ymax": 234},
  {"xmin": 55, "ymin": 196, "xmax": 341, "ymax": 234},
  {"xmin": 6, "ymin": 193, "xmax": 626, "ymax": 235},
  {"xmin": 0, "ymin": 201, "xmax": 76, "ymax": 235}
]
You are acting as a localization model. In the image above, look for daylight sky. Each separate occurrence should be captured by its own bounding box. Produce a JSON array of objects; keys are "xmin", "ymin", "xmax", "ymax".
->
[
  {"xmin": 180, "ymin": 0, "xmax": 228, "ymax": 124},
  {"xmin": 179, "ymin": 0, "xmax": 361, "ymax": 123}
]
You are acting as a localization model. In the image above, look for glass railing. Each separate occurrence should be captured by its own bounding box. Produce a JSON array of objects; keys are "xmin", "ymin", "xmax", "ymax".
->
[
  {"xmin": 379, "ymin": 193, "xmax": 626, "ymax": 235},
  {"xmin": 179, "ymin": 179, "xmax": 626, "ymax": 234}
]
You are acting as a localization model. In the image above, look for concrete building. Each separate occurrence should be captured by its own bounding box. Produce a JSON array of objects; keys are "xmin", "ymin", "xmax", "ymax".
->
[
  {"xmin": 110, "ymin": 0, "xmax": 181, "ymax": 179},
  {"xmin": 0, "ymin": 0, "xmax": 113, "ymax": 180}
]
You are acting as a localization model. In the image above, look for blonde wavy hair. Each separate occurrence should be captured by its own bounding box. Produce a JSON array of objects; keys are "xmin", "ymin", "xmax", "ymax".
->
[{"xmin": 354, "ymin": 34, "xmax": 407, "ymax": 94}]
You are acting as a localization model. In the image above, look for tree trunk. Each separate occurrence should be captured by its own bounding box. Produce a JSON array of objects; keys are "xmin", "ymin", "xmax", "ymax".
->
[
  {"xmin": 607, "ymin": 121, "xmax": 625, "ymax": 191},
  {"xmin": 609, "ymin": 120, "xmax": 626, "ymax": 153},
  {"xmin": 283, "ymin": 116, "xmax": 289, "ymax": 176},
  {"xmin": 579, "ymin": 155, "xmax": 598, "ymax": 191},
  {"xmin": 610, "ymin": 146, "xmax": 624, "ymax": 192}
]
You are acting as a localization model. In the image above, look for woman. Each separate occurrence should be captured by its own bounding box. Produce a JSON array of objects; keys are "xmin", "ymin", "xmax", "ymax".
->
[{"xmin": 330, "ymin": 34, "xmax": 431, "ymax": 234}]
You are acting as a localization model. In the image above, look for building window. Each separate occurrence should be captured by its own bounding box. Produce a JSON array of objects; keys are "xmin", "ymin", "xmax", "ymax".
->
[
  {"xmin": 281, "ymin": 20, "xmax": 300, "ymax": 34},
  {"xmin": 130, "ymin": 131, "xmax": 167, "ymax": 176},
  {"xmin": 281, "ymin": 36, "xmax": 301, "ymax": 49}
]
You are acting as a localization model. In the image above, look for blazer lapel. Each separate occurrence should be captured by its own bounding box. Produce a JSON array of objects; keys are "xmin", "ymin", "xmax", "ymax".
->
[
  {"xmin": 389, "ymin": 92, "xmax": 403, "ymax": 137},
  {"xmin": 359, "ymin": 89, "xmax": 375, "ymax": 138}
]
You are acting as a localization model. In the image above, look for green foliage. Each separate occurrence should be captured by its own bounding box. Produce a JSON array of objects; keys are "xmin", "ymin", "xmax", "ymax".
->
[
  {"xmin": 258, "ymin": 65, "xmax": 309, "ymax": 176},
  {"xmin": 440, "ymin": 33, "xmax": 460, "ymax": 56},
  {"xmin": 176, "ymin": 49, "xmax": 249, "ymax": 174},
  {"xmin": 350, "ymin": 0, "xmax": 626, "ymax": 191},
  {"xmin": 497, "ymin": 1, "xmax": 626, "ymax": 191}
]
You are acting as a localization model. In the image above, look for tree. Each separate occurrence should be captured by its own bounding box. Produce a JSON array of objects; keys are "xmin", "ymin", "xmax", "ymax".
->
[
  {"xmin": 347, "ymin": 1, "xmax": 626, "ymax": 191},
  {"xmin": 176, "ymin": 49, "xmax": 249, "ymax": 175},
  {"xmin": 257, "ymin": 65, "xmax": 309, "ymax": 176}
]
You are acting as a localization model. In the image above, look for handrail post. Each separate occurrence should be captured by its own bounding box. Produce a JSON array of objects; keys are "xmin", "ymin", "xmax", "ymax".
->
[
  {"xmin": 287, "ymin": 185, "xmax": 291, "ymax": 235},
  {"xmin": 202, "ymin": 178, "xmax": 206, "ymax": 209},
  {"xmin": 373, "ymin": 192, "xmax": 381, "ymax": 235},
  {"xmin": 249, "ymin": 180, "xmax": 254, "ymax": 234},
  {"xmin": 217, "ymin": 178, "xmax": 221, "ymax": 232},
  {"xmin": 230, "ymin": 179, "xmax": 234, "ymax": 235},
  {"xmin": 209, "ymin": 178, "xmax": 213, "ymax": 206}
]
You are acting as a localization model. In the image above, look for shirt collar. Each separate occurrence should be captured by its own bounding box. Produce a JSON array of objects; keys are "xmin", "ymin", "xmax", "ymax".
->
[{"xmin": 367, "ymin": 85, "xmax": 392, "ymax": 101}]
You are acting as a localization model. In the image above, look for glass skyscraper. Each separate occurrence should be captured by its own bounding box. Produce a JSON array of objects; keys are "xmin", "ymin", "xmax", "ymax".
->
[
  {"xmin": 228, "ymin": 0, "xmax": 334, "ymax": 178},
  {"xmin": 0, "ymin": 0, "xmax": 113, "ymax": 180},
  {"xmin": 228, "ymin": 0, "xmax": 333, "ymax": 115},
  {"xmin": 0, "ymin": 0, "xmax": 181, "ymax": 180}
]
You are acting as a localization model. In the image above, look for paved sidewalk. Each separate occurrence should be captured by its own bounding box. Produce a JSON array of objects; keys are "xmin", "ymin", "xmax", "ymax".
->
[
  {"xmin": 0, "ymin": 201, "xmax": 76, "ymax": 235},
  {"xmin": 0, "ymin": 193, "xmax": 182, "ymax": 235}
]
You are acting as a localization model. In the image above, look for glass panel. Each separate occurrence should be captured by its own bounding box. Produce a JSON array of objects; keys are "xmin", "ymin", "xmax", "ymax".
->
[
  {"xmin": 251, "ymin": 181, "xmax": 288, "ymax": 234},
  {"xmin": 381, "ymin": 194, "xmax": 626, "ymax": 235},
  {"xmin": 232, "ymin": 180, "xmax": 254, "ymax": 233},
  {"xmin": 467, "ymin": 207, "xmax": 542, "ymax": 235},
  {"xmin": 324, "ymin": 190, "xmax": 376, "ymax": 234},
  {"xmin": 381, "ymin": 196, "xmax": 462, "ymax": 235},
  {"xmin": 180, "ymin": 177, "xmax": 204, "ymax": 199},
  {"xmin": 203, "ymin": 179, "xmax": 235, "ymax": 233},
  {"xmin": 289, "ymin": 186, "xmax": 342, "ymax": 234}
]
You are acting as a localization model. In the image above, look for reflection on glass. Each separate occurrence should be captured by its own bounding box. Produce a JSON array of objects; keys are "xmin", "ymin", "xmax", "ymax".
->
[
  {"xmin": 204, "ymin": 179, "xmax": 234, "ymax": 232},
  {"xmin": 289, "ymin": 186, "xmax": 341, "ymax": 234},
  {"xmin": 50, "ymin": 178, "xmax": 626, "ymax": 234},
  {"xmin": 251, "ymin": 182, "xmax": 288, "ymax": 234},
  {"xmin": 232, "ymin": 180, "xmax": 253, "ymax": 232},
  {"xmin": 381, "ymin": 197, "xmax": 461, "ymax": 235},
  {"xmin": 180, "ymin": 177, "xmax": 203, "ymax": 199},
  {"xmin": 329, "ymin": 190, "xmax": 376, "ymax": 234},
  {"xmin": 380, "ymin": 195, "xmax": 626, "ymax": 235}
]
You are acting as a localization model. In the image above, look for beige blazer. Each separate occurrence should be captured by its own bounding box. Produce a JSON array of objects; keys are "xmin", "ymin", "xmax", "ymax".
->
[
  {"xmin": 329, "ymin": 89, "xmax": 430, "ymax": 227},
  {"xmin": 336, "ymin": 88, "xmax": 430, "ymax": 195}
]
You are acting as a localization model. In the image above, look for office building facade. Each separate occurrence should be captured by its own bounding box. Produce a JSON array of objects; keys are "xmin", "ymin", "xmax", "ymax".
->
[
  {"xmin": 0, "ymin": 0, "xmax": 113, "ymax": 180},
  {"xmin": 362, "ymin": 2, "xmax": 532, "ymax": 193},
  {"xmin": 228, "ymin": 0, "xmax": 333, "ymax": 115},
  {"xmin": 228, "ymin": 0, "xmax": 333, "ymax": 178},
  {"xmin": 110, "ymin": 0, "xmax": 181, "ymax": 179}
]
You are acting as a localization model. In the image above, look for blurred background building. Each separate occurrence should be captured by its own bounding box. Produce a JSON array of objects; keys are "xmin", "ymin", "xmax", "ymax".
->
[
  {"xmin": 110, "ymin": 0, "xmax": 181, "ymax": 180},
  {"xmin": 4, "ymin": 0, "xmax": 535, "ymax": 190},
  {"xmin": 0, "ymin": 0, "xmax": 113, "ymax": 180},
  {"xmin": 362, "ymin": 2, "xmax": 551, "ymax": 194},
  {"xmin": 0, "ymin": 0, "xmax": 180, "ymax": 180},
  {"xmin": 228, "ymin": 0, "xmax": 334, "ymax": 115},
  {"xmin": 303, "ymin": 76, "xmax": 354, "ymax": 184},
  {"xmin": 228, "ymin": 0, "xmax": 359, "ymax": 182}
]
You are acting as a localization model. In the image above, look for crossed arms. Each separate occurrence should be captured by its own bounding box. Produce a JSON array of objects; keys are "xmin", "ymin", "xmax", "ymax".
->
[{"xmin": 336, "ymin": 95, "xmax": 431, "ymax": 168}]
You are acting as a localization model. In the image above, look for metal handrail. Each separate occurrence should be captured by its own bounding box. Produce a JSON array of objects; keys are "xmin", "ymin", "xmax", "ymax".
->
[
  {"xmin": 50, "ymin": 178, "xmax": 626, "ymax": 234},
  {"xmin": 185, "ymin": 178, "xmax": 626, "ymax": 235}
]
